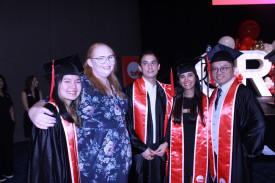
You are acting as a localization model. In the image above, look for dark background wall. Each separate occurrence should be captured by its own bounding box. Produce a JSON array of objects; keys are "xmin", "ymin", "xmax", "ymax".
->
[
  {"xmin": 0, "ymin": 0, "xmax": 141, "ymax": 142},
  {"xmin": 139, "ymin": 0, "xmax": 275, "ymax": 83},
  {"xmin": 0, "ymin": 0, "xmax": 274, "ymax": 143}
]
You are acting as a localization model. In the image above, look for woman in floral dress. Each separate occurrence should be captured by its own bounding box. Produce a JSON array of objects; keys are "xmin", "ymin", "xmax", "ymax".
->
[
  {"xmin": 28, "ymin": 43, "xmax": 132, "ymax": 183},
  {"xmin": 77, "ymin": 43, "xmax": 132, "ymax": 182}
]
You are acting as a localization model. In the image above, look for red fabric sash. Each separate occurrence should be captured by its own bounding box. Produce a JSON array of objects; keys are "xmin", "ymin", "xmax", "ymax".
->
[
  {"xmin": 192, "ymin": 94, "xmax": 209, "ymax": 183},
  {"xmin": 133, "ymin": 77, "xmax": 147, "ymax": 143},
  {"xmin": 169, "ymin": 94, "xmax": 208, "ymax": 183},
  {"xmin": 48, "ymin": 99, "xmax": 81, "ymax": 183},
  {"xmin": 132, "ymin": 77, "xmax": 173, "ymax": 143},
  {"xmin": 208, "ymin": 79, "xmax": 241, "ymax": 183},
  {"xmin": 169, "ymin": 116, "xmax": 184, "ymax": 183}
]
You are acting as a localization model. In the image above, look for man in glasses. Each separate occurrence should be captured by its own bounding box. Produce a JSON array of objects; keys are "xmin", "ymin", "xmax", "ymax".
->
[
  {"xmin": 207, "ymin": 43, "xmax": 265, "ymax": 183},
  {"xmin": 125, "ymin": 50, "xmax": 173, "ymax": 183}
]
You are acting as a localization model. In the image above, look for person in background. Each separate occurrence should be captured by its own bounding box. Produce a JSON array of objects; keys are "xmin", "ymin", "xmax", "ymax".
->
[
  {"xmin": 0, "ymin": 74, "xmax": 15, "ymax": 182},
  {"xmin": 28, "ymin": 54, "xmax": 83, "ymax": 183},
  {"xmin": 168, "ymin": 62, "xmax": 208, "ymax": 183},
  {"xmin": 207, "ymin": 43, "xmax": 265, "ymax": 183},
  {"xmin": 21, "ymin": 76, "xmax": 43, "ymax": 139},
  {"xmin": 28, "ymin": 43, "xmax": 132, "ymax": 183},
  {"xmin": 125, "ymin": 50, "xmax": 173, "ymax": 183}
]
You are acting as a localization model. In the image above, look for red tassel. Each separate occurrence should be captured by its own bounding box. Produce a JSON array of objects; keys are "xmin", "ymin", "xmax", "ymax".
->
[
  {"xmin": 170, "ymin": 68, "xmax": 175, "ymax": 97},
  {"xmin": 206, "ymin": 53, "xmax": 215, "ymax": 85},
  {"xmin": 50, "ymin": 59, "xmax": 55, "ymax": 99}
]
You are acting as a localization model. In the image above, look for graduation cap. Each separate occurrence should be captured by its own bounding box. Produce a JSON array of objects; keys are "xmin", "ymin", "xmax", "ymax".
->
[
  {"xmin": 41, "ymin": 53, "xmax": 83, "ymax": 99},
  {"xmin": 264, "ymin": 50, "xmax": 275, "ymax": 62},
  {"xmin": 42, "ymin": 54, "xmax": 83, "ymax": 77},
  {"xmin": 176, "ymin": 59, "xmax": 198, "ymax": 76},
  {"xmin": 206, "ymin": 43, "xmax": 243, "ymax": 65}
]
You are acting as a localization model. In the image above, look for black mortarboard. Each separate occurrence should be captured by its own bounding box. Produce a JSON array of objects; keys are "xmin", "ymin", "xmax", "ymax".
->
[
  {"xmin": 41, "ymin": 54, "xmax": 83, "ymax": 77},
  {"xmin": 206, "ymin": 43, "xmax": 243, "ymax": 64},
  {"xmin": 41, "ymin": 53, "xmax": 83, "ymax": 99},
  {"xmin": 264, "ymin": 50, "xmax": 275, "ymax": 63},
  {"xmin": 176, "ymin": 60, "xmax": 198, "ymax": 76}
]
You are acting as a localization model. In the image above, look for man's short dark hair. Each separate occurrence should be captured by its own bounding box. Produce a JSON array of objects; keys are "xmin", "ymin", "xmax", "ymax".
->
[{"xmin": 138, "ymin": 50, "xmax": 159, "ymax": 65}]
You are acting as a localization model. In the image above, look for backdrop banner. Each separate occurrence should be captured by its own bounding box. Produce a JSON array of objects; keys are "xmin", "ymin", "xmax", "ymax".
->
[{"xmin": 121, "ymin": 56, "xmax": 141, "ymax": 87}]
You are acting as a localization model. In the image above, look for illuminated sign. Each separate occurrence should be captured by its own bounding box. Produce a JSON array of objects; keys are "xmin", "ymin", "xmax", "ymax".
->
[
  {"xmin": 213, "ymin": 0, "xmax": 275, "ymax": 5},
  {"xmin": 196, "ymin": 50, "xmax": 272, "ymax": 96}
]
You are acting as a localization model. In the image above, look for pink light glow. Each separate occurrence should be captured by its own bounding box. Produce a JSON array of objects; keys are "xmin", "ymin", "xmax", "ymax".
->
[{"xmin": 213, "ymin": 0, "xmax": 275, "ymax": 5}]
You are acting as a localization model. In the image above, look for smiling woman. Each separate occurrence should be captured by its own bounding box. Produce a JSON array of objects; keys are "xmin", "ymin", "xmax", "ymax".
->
[
  {"xmin": 28, "ymin": 54, "xmax": 83, "ymax": 183},
  {"xmin": 169, "ymin": 62, "xmax": 208, "ymax": 183},
  {"xmin": 28, "ymin": 43, "xmax": 132, "ymax": 183},
  {"xmin": 77, "ymin": 43, "xmax": 131, "ymax": 183},
  {"xmin": 58, "ymin": 75, "xmax": 81, "ymax": 107}
]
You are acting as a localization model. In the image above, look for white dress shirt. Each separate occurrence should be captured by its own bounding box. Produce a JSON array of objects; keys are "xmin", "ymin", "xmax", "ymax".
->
[
  {"xmin": 212, "ymin": 77, "xmax": 236, "ymax": 154},
  {"xmin": 143, "ymin": 77, "xmax": 157, "ymax": 144}
]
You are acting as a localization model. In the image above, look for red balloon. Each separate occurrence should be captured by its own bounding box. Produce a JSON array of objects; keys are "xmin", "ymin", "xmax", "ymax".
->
[
  {"xmin": 269, "ymin": 87, "xmax": 274, "ymax": 95},
  {"xmin": 247, "ymin": 45, "xmax": 252, "ymax": 50},
  {"xmin": 235, "ymin": 38, "xmax": 241, "ymax": 44},
  {"xmin": 238, "ymin": 20, "xmax": 260, "ymax": 40},
  {"xmin": 240, "ymin": 44, "xmax": 248, "ymax": 50},
  {"xmin": 242, "ymin": 36, "xmax": 253, "ymax": 46},
  {"xmin": 268, "ymin": 63, "xmax": 274, "ymax": 76}
]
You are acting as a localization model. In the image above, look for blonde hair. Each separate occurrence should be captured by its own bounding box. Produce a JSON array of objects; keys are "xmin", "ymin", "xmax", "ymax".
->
[{"xmin": 84, "ymin": 43, "xmax": 126, "ymax": 99}]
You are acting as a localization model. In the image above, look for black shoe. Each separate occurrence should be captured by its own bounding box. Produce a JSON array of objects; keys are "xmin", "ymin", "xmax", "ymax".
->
[
  {"xmin": 4, "ymin": 174, "xmax": 14, "ymax": 179},
  {"xmin": 0, "ymin": 175, "xmax": 7, "ymax": 182}
]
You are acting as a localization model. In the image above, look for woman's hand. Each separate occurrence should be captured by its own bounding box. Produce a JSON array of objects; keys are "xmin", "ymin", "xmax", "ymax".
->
[{"xmin": 28, "ymin": 101, "xmax": 56, "ymax": 129}]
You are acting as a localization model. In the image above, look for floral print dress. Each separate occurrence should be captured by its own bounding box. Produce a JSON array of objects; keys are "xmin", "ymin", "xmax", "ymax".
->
[{"xmin": 77, "ymin": 75, "xmax": 132, "ymax": 183}]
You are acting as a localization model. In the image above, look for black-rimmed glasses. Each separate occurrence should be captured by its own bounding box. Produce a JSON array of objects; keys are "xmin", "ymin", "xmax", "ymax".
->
[{"xmin": 211, "ymin": 66, "xmax": 232, "ymax": 74}]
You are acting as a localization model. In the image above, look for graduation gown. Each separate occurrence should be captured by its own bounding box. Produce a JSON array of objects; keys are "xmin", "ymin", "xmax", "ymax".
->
[
  {"xmin": 125, "ymin": 78, "xmax": 173, "ymax": 183},
  {"xmin": 28, "ymin": 102, "xmax": 80, "ymax": 183},
  {"xmin": 209, "ymin": 83, "xmax": 265, "ymax": 183},
  {"xmin": 169, "ymin": 94, "xmax": 209, "ymax": 183}
]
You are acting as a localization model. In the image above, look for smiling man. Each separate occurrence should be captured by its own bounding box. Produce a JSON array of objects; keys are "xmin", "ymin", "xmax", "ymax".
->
[
  {"xmin": 207, "ymin": 44, "xmax": 266, "ymax": 183},
  {"xmin": 125, "ymin": 50, "xmax": 173, "ymax": 183}
]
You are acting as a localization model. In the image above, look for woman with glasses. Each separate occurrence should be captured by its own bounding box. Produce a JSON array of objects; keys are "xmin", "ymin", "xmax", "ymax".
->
[
  {"xmin": 168, "ymin": 62, "xmax": 208, "ymax": 183},
  {"xmin": 28, "ymin": 43, "xmax": 132, "ymax": 183}
]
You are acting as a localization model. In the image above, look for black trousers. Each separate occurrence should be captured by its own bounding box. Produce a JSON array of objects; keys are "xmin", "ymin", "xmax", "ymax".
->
[{"xmin": 0, "ymin": 122, "xmax": 14, "ymax": 176}]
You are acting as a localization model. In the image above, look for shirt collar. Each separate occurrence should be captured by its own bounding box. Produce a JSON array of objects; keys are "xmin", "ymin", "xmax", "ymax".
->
[
  {"xmin": 143, "ymin": 76, "xmax": 156, "ymax": 91},
  {"xmin": 219, "ymin": 77, "xmax": 236, "ymax": 93}
]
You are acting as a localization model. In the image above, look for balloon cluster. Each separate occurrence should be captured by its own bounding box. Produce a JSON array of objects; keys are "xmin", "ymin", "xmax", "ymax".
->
[
  {"xmin": 235, "ymin": 20, "xmax": 260, "ymax": 50},
  {"xmin": 233, "ymin": 20, "xmax": 275, "ymax": 54},
  {"xmin": 217, "ymin": 20, "xmax": 275, "ymax": 95}
]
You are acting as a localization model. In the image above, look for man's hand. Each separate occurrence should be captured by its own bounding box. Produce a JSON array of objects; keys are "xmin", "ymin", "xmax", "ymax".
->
[
  {"xmin": 141, "ymin": 148, "xmax": 156, "ymax": 160},
  {"xmin": 154, "ymin": 142, "xmax": 168, "ymax": 157},
  {"xmin": 28, "ymin": 101, "xmax": 56, "ymax": 129}
]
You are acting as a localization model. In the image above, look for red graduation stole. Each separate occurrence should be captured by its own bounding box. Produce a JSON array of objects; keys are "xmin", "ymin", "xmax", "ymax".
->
[
  {"xmin": 132, "ymin": 77, "xmax": 173, "ymax": 143},
  {"xmin": 169, "ymin": 94, "xmax": 209, "ymax": 183},
  {"xmin": 208, "ymin": 79, "xmax": 241, "ymax": 183},
  {"xmin": 48, "ymin": 99, "xmax": 81, "ymax": 183}
]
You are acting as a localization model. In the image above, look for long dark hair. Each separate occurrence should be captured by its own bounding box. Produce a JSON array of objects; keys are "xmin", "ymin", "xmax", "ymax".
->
[
  {"xmin": 173, "ymin": 73, "xmax": 205, "ymax": 126},
  {"xmin": 24, "ymin": 75, "xmax": 37, "ymax": 94},
  {"xmin": 0, "ymin": 74, "xmax": 8, "ymax": 94},
  {"xmin": 51, "ymin": 75, "xmax": 82, "ymax": 126}
]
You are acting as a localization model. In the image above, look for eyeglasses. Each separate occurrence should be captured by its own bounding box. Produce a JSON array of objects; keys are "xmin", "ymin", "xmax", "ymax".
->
[
  {"xmin": 211, "ymin": 66, "xmax": 232, "ymax": 74},
  {"xmin": 92, "ymin": 55, "xmax": 116, "ymax": 64}
]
